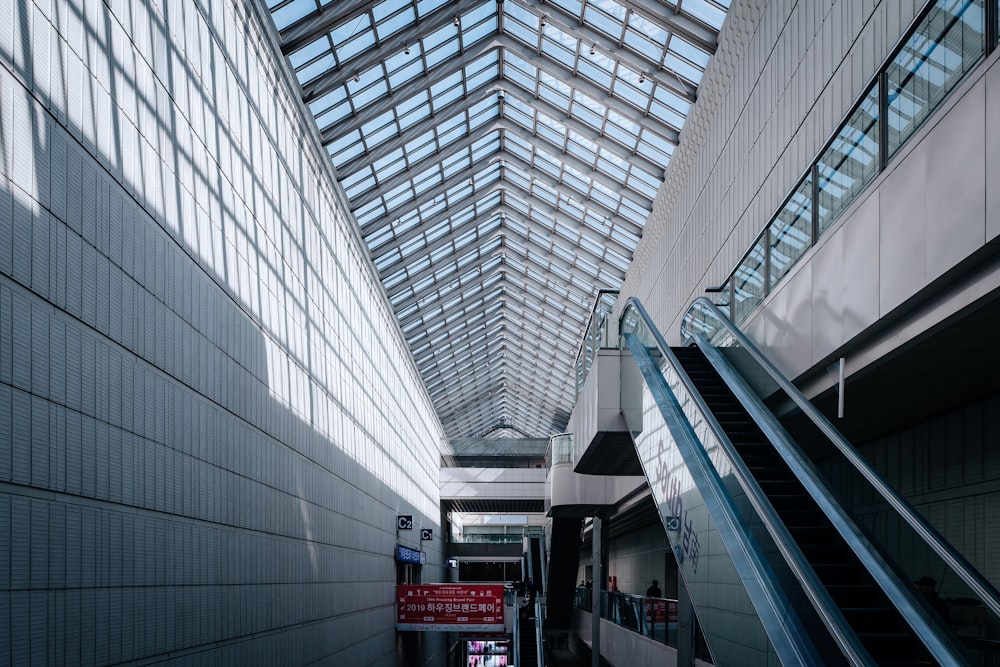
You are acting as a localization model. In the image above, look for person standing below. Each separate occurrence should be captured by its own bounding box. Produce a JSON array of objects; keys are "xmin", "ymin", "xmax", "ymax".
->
[{"xmin": 646, "ymin": 579, "xmax": 662, "ymax": 597}]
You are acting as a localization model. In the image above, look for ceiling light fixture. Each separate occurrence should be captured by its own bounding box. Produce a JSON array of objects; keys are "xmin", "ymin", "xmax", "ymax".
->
[
  {"xmin": 353, "ymin": 70, "xmax": 360, "ymax": 82},
  {"xmin": 590, "ymin": 43, "xmax": 596, "ymax": 55},
  {"xmin": 639, "ymin": 71, "xmax": 645, "ymax": 83},
  {"xmin": 540, "ymin": 14, "xmax": 547, "ymax": 26},
  {"xmin": 454, "ymin": 15, "xmax": 460, "ymax": 26},
  {"xmin": 404, "ymin": 44, "xmax": 410, "ymax": 55}
]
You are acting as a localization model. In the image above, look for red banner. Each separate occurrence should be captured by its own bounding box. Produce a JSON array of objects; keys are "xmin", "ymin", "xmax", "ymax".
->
[{"xmin": 397, "ymin": 584, "xmax": 506, "ymax": 632}]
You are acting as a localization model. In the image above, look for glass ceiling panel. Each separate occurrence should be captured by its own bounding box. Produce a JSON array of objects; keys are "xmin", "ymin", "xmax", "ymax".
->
[{"xmin": 267, "ymin": 0, "xmax": 729, "ymax": 439}]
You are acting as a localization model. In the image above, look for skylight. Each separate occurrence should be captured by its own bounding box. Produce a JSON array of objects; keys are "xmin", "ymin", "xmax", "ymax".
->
[{"xmin": 267, "ymin": 0, "xmax": 729, "ymax": 438}]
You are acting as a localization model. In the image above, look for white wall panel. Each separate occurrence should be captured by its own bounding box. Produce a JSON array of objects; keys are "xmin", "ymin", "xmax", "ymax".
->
[
  {"xmin": 879, "ymin": 126, "xmax": 930, "ymax": 314},
  {"xmin": 989, "ymin": 60, "xmax": 1000, "ymax": 243},
  {"xmin": 924, "ymin": 83, "xmax": 987, "ymax": 280}
]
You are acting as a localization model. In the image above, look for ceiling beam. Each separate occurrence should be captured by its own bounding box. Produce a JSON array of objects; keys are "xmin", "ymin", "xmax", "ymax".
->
[
  {"xmin": 382, "ymin": 203, "xmax": 612, "ymax": 313},
  {"xmin": 616, "ymin": 0, "xmax": 719, "ymax": 54},
  {"xmin": 400, "ymin": 259, "xmax": 591, "ymax": 343},
  {"xmin": 489, "ymin": 150, "xmax": 647, "ymax": 237},
  {"xmin": 320, "ymin": 72, "xmax": 501, "ymax": 151},
  {"xmin": 499, "ymin": 39, "xmax": 683, "ymax": 144},
  {"xmin": 513, "ymin": 0, "xmax": 698, "ymax": 102},
  {"xmin": 361, "ymin": 160, "xmax": 643, "ymax": 259}
]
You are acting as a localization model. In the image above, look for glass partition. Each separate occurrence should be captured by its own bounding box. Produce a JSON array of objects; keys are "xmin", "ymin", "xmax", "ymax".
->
[
  {"xmin": 886, "ymin": 0, "xmax": 985, "ymax": 158},
  {"xmin": 732, "ymin": 241, "xmax": 766, "ymax": 324},
  {"xmin": 546, "ymin": 433, "xmax": 573, "ymax": 468},
  {"xmin": 768, "ymin": 174, "xmax": 813, "ymax": 288},
  {"xmin": 708, "ymin": 280, "xmax": 731, "ymax": 321},
  {"xmin": 816, "ymin": 84, "xmax": 879, "ymax": 234}
]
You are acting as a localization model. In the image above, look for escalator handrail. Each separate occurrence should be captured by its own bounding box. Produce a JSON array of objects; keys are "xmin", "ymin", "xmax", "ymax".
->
[
  {"xmin": 534, "ymin": 598, "xmax": 544, "ymax": 667},
  {"xmin": 681, "ymin": 296, "xmax": 1000, "ymax": 620},
  {"xmin": 623, "ymin": 299, "xmax": 873, "ymax": 665},
  {"xmin": 621, "ymin": 310, "xmax": 826, "ymax": 665},
  {"xmin": 513, "ymin": 592, "xmax": 520, "ymax": 667}
]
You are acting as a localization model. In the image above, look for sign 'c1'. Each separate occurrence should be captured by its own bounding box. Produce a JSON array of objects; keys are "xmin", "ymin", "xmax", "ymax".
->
[{"xmin": 421, "ymin": 528, "xmax": 433, "ymax": 541}]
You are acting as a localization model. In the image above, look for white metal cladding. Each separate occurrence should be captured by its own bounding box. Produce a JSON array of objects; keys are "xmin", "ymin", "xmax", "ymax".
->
[{"xmin": 265, "ymin": 0, "xmax": 730, "ymax": 438}]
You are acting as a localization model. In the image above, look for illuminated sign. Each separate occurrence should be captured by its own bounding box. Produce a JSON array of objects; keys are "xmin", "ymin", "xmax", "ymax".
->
[
  {"xmin": 397, "ymin": 584, "xmax": 506, "ymax": 632},
  {"xmin": 397, "ymin": 544, "xmax": 426, "ymax": 564}
]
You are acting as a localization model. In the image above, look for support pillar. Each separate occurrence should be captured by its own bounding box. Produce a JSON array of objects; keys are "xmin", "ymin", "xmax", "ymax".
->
[
  {"xmin": 591, "ymin": 516, "xmax": 602, "ymax": 667},
  {"xmin": 677, "ymin": 574, "xmax": 695, "ymax": 667}
]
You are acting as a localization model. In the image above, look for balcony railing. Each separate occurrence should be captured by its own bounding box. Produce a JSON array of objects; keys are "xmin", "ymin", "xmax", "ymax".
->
[
  {"xmin": 573, "ymin": 290, "xmax": 619, "ymax": 397},
  {"xmin": 574, "ymin": 587, "xmax": 679, "ymax": 647}
]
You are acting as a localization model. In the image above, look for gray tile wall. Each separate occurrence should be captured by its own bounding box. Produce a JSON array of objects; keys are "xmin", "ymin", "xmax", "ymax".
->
[
  {"xmin": 623, "ymin": 0, "xmax": 926, "ymax": 343},
  {"xmin": 0, "ymin": 0, "xmax": 444, "ymax": 664}
]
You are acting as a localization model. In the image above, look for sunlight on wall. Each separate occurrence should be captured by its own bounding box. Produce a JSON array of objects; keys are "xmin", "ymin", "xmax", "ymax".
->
[{"xmin": 1, "ymin": 0, "xmax": 444, "ymax": 516}]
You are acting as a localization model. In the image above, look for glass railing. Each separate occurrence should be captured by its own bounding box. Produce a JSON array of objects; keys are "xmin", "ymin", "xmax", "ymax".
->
[
  {"xmin": 574, "ymin": 588, "xmax": 680, "ymax": 648},
  {"xmin": 574, "ymin": 290, "xmax": 619, "ymax": 396},
  {"xmin": 545, "ymin": 432, "xmax": 573, "ymax": 469},
  {"xmin": 452, "ymin": 534, "xmax": 525, "ymax": 544},
  {"xmin": 681, "ymin": 297, "xmax": 1000, "ymax": 663},
  {"xmin": 715, "ymin": 0, "xmax": 994, "ymax": 326}
]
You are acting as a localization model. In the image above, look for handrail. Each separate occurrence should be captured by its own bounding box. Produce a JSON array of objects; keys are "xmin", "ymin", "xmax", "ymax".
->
[
  {"xmin": 534, "ymin": 598, "xmax": 544, "ymax": 667},
  {"xmin": 512, "ymin": 591, "xmax": 520, "ymax": 667},
  {"xmin": 620, "ymin": 298, "xmax": 827, "ymax": 666},
  {"xmin": 682, "ymin": 296, "xmax": 1000, "ymax": 620},
  {"xmin": 623, "ymin": 298, "xmax": 871, "ymax": 665}
]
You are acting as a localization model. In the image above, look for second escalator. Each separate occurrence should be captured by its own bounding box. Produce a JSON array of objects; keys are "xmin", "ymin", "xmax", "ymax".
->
[{"xmin": 671, "ymin": 345, "xmax": 936, "ymax": 666}]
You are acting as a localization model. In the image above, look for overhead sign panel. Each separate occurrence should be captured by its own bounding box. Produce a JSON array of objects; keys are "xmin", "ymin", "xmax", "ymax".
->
[
  {"xmin": 397, "ymin": 584, "xmax": 505, "ymax": 632},
  {"xmin": 396, "ymin": 544, "xmax": 426, "ymax": 564}
]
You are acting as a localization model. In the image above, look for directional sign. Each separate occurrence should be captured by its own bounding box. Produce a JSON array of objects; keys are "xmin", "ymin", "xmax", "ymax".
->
[
  {"xmin": 421, "ymin": 528, "xmax": 433, "ymax": 541},
  {"xmin": 397, "ymin": 515, "xmax": 413, "ymax": 530}
]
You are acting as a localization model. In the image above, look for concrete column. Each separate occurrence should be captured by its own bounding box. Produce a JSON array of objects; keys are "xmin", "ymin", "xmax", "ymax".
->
[{"xmin": 591, "ymin": 516, "xmax": 602, "ymax": 667}]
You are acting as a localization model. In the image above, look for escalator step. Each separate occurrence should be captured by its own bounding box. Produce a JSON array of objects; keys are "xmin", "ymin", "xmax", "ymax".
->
[
  {"xmin": 811, "ymin": 562, "xmax": 865, "ymax": 584},
  {"xmin": 825, "ymin": 583, "xmax": 883, "ymax": 607},
  {"xmin": 756, "ymin": 479, "xmax": 802, "ymax": 493},
  {"xmin": 855, "ymin": 632, "xmax": 921, "ymax": 655},
  {"xmin": 840, "ymin": 606, "xmax": 898, "ymax": 627},
  {"xmin": 774, "ymin": 508, "xmax": 825, "ymax": 524}
]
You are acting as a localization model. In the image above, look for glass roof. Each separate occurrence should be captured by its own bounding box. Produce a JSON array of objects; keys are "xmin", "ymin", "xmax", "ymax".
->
[{"xmin": 265, "ymin": 0, "xmax": 729, "ymax": 439}]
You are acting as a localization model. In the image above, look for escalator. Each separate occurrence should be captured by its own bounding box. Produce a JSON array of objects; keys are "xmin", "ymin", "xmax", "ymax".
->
[
  {"xmin": 518, "ymin": 610, "xmax": 540, "ymax": 667},
  {"xmin": 617, "ymin": 296, "xmax": 1000, "ymax": 666},
  {"xmin": 672, "ymin": 345, "xmax": 931, "ymax": 665},
  {"xmin": 544, "ymin": 518, "xmax": 582, "ymax": 631}
]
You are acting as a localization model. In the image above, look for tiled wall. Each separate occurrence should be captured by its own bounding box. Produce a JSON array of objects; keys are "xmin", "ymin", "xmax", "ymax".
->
[
  {"xmin": 0, "ymin": 0, "xmax": 444, "ymax": 664},
  {"xmin": 623, "ymin": 0, "xmax": 927, "ymax": 341},
  {"xmin": 849, "ymin": 393, "xmax": 1000, "ymax": 595}
]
